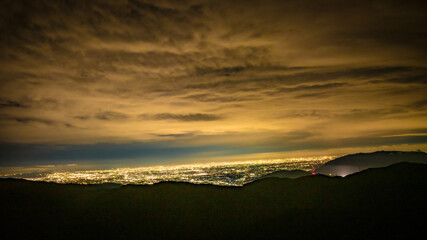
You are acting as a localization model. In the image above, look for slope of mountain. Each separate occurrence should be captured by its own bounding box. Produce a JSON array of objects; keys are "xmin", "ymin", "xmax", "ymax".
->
[
  {"xmin": 1, "ymin": 162, "xmax": 426, "ymax": 240},
  {"xmin": 316, "ymin": 150, "xmax": 427, "ymax": 176},
  {"xmin": 260, "ymin": 169, "xmax": 310, "ymax": 179}
]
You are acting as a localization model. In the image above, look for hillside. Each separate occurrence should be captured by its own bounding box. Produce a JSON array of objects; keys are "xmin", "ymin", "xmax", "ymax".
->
[
  {"xmin": 1, "ymin": 162, "xmax": 426, "ymax": 240},
  {"xmin": 316, "ymin": 150, "xmax": 427, "ymax": 176},
  {"xmin": 260, "ymin": 169, "xmax": 310, "ymax": 179}
]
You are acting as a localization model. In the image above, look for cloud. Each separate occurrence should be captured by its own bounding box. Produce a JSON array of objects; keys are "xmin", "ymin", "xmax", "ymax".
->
[
  {"xmin": 385, "ymin": 75, "xmax": 427, "ymax": 85},
  {"xmin": 0, "ymin": 98, "xmax": 59, "ymax": 109},
  {"xmin": 0, "ymin": 100, "xmax": 26, "ymax": 108},
  {"xmin": 95, "ymin": 111, "xmax": 128, "ymax": 120},
  {"xmin": 183, "ymin": 93, "xmax": 259, "ymax": 103},
  {"xmin": 402, "ymin": 98, "xmax": 427, "ymax": 111},
  {"xmin": 0, "ymin": 115, "xmax": 76, "ymax": 131},
  {"xmin": 74, "ymin": 115, "xmax": 90, "ymax": 120},
  {"xmin": 294, "ymin": 92, "xmax": 334, "ymax": 99},
  {"xmin": 140, "ymin": 113, "xmax": 222, "ymax": 121},
  {"xmin": 14, "ymin": 117, "xmax": 56, "ymax": 125},
  {"xmin": 0, "ymin": 0, "xmax": 426, "ymax": 167},
  {"xmin": 270, "ymin": 82, "xmax": 348, "ymax": 96},
  {"xmin": 156, "ymin": 132, "xmax": 195, "ymax": 138},
  {"xmin": 183, "ymin": 66, "xmax": 415, "ymax": 96}
]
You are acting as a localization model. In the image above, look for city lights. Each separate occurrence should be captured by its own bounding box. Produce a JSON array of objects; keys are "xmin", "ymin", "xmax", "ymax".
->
[{"xmin": 25, "ymin": 156, "xmax": 333, "ymax": 186}]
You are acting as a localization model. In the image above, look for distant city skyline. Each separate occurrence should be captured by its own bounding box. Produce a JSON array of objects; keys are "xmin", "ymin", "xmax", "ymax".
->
[{"xmin": 19, "ymin": 156, "xmax": 331, "ymax": 186}]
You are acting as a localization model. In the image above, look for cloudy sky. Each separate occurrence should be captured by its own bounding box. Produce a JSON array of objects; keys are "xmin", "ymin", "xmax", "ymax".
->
[{"xmin": 1, "ymin": 0, "xmax": 426, "ymax": 169}]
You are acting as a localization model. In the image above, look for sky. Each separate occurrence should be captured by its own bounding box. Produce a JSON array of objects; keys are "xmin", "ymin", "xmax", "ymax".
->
[{"xmin": 1, "ymin": 0, "xmax": 427, "ymax": 170}]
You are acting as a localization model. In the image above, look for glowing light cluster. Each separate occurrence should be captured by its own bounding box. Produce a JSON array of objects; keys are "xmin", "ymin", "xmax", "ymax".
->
[{"xmin": 25, "ymin": 156, "xmax": 334, "ymax": 186}]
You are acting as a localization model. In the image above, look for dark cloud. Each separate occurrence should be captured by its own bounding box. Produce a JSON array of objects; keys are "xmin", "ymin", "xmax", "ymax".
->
[
  {"xmin": 0, "ymin": 97, "xmax": 61, "ymax": 110},
  {"xmin": 282, "ymin": 107, "xmax": 414, "ymax": 122},
  {"xmin": 95, "ymin": 111, "xmax": 128, "ymax": 120},
  {"xmin": 0, "ymin": 115, "xmax": 75, "ymax": 129},
  {"xmin": 194, "ymin": 65, "xmax": 309, "ymax": 77},
  {"xmin": 0, "ymin": 100, "xmax": 26, "ymax": 108},
  {"xmin": 195, "ymin": 66, "xmax": 247, "ymax": 76},
  {"xmin": 85, "ymin": 50, "xmax": 201, "ymax": 69},
  {"xmin": 406, "ymin": 98, "xmax": 427, "ymax": 110},
  {"xmin": 140, "ymin": 113, "xmax": 222, "ymax": 121},
  {"xmin": 336, "ymin": 108, "xmax": 410, "ymax": 122},
  {"xmin": 14, "ymin": 117, "xmax": 56, "ymax": 125},
  {"xmin": 304, "ymin": 130, "xmax": 427, "ymax": 150},
  {"xmin": 282, "ymin": 110, "xmax": 329, "ymax": 119},
  {"xmin": 74, "ymin": 115, "xmax": 90, "ymax": 120},
  {"xmin": 270, "ymin": 82, "xmax": 347, "ymax": 96},
  {"xmin": 183, "ymin": 93, "xmax": 259, "ymax": 103},
  {"xmin": 294, "ymin": 92, "xmax": 334, "ymax": 99},
  {"xmin": 184, "ymin": 66, "xmax": 417, "ymax": 95},
  {"xmin": 156, "ymin": 132, "xmax": 195, "ymax": 138},
  {"xmin": 385, "ymin": 75, "xmax": 427, "ymax": 85}
]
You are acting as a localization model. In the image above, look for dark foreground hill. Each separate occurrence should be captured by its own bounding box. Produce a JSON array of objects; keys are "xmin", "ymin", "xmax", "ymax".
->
[
  {"xmin": 317, "ymin": 150, "xmax": 427, "ymax": 176},
  {"xmin": 260, "ymin": 169, "xmax": 310, "ymax": 179},
  {"xmin": 1, "ymin": 162, "xmax": 426, "ymax": 240}
]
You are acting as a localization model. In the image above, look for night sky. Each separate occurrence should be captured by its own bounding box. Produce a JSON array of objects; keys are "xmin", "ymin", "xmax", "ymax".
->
[{"xmin": 1, "ymin": 0, "xmax": 427, "ymax": 171}]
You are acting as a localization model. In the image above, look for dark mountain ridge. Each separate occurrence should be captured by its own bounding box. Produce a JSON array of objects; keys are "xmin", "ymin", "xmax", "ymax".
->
[
  {"xmin": 316, "ymin": 150, "xmax": 427, "ymax": 176},
  {"xmin": 1, "ymin": 161, "xmax": 426, "ymax": 240}
]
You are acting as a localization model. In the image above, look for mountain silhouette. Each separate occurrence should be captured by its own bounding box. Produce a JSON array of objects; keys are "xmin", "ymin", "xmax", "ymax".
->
[
  {"xmin": 1, "ymin": 160, "xmax": 426, "ymax": 240},
  {"xmin": 316, "ymin": 150, "xmax": 427, "ymax": 176}
]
